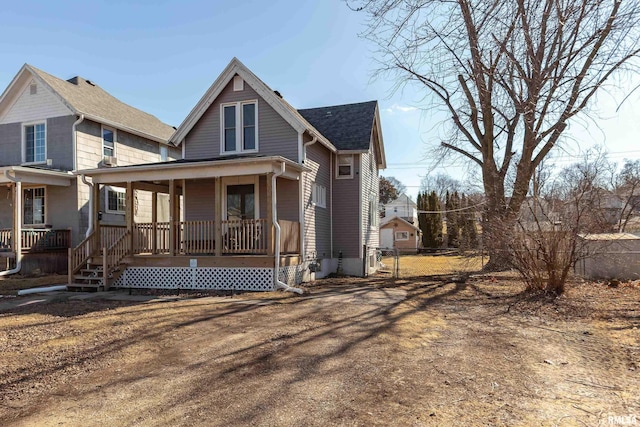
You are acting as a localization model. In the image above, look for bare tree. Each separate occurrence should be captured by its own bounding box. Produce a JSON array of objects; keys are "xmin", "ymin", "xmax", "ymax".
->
[
  {"xmin": 420, "ymin": 173, "xmax": 462, "ymax": 202},
  {"xmin": 510, "ymin": 153, "xmax": 612, "ymax": 295},
  {"xmin": 614, "ymin": 159, "xmax": 640, "ymax": 231},
  {"xmin": 348, "ymin": 0, "xmax": 640, "ymax": 269}
]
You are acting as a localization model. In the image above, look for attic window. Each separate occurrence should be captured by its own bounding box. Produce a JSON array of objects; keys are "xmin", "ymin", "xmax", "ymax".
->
[
  {"xmin": 337, "ymin": 154, "xmax": 354, "ymax": 179},
  {"xmin": 30, "ymin": 83, "xmax": 37, "ymax": 95},
  {"xmin": 233, "ymin": 76, "xmax": 244, "ymax": 91}
]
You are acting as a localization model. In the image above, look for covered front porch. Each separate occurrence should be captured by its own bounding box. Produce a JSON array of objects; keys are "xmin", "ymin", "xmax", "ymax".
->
[
  {"xmin": 0, "ymin": 166, "xmax": 74, "ymax": 274},
  {"xmin": 71, "ymin": 156, "xmax": 307, "ymax": 291}
]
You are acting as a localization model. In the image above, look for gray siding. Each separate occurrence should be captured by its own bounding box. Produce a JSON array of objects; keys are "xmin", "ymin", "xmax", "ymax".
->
[
  {"xmin": 46, "ymin": 116, "xmax": 75, "ymax": 170},
  {"xmin": 361, "ymin": 148, "xmax": 380, "ymax": 250},
  {"xmin": 303, "ymin": 143, "xmax": 332, "ymax": 260},
  {"xmin": 0, "ymin": 186, "xmax": 13, "ymax": 230},
  {"xmin": 0, "ymin": 115, "xmax": 74, "ymax": 169},
  {"xmin": 184, "ymin": 179, "xmax": 216, "ymax": 221},
  {"xmin": 184, "ymin": 79, "xmax": 299, "ymax": 162},
  {"xmin": 276, "ymin": 178, "xmax": 299, "ymax": 222},
  {"xmin": 332, "ymin": 154, "xmax": 361, "ymax": 259},
  {"xmin": 0, "ymin": 122, "xmax": 22, "ymax": 166},
  {"xmin": 47, "ymin": 183, "xmax": 80, "ymax": 242}
]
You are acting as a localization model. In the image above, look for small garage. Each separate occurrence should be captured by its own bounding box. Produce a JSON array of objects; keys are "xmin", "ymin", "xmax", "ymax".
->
[{"xmin": 380, "ymin": 216, "xmax": 421, "ymax": 254}]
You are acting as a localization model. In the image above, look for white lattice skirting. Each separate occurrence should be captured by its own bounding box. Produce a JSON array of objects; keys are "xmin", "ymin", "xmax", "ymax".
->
[
  {"xmin": 113, "ymin": 267, "xmax": 276, "ymax": 291},
  {"xmin": 279, "ymin": 265, "xmax": 305, "ymax": 286}
]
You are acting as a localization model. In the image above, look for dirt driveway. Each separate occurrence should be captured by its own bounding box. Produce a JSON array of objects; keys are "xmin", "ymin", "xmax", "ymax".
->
[{"xmin": 1, "ymin": 274, "xmax": 638, "ymax": 426}]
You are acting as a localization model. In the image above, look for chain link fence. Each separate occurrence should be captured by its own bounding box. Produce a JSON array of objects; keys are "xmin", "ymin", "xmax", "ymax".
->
[{"xmin": 377, "ymin": 248, "xmax": 485, "ymax": 279}]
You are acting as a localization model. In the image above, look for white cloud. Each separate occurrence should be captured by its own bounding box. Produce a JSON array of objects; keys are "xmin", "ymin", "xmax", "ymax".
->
[{"xmin": 383, "ymin": 104, "xmax": 419, "ymax": 114}]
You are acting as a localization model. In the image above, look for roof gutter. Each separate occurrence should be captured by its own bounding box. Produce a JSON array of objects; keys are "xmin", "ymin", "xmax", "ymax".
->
[
  {"xmin": 273, "ymin": 161, "xmax": 303, "ymax": 294},
  {"xmin": 0, "ymin": 171, "xmax": 22, "ymax": 276}
]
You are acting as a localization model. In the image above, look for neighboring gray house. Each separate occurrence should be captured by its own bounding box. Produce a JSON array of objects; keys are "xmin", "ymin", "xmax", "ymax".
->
[
  {"xmin": 73, "ymin": 58, "xmax": 386, "ymax": 291},
  {"xmin": 0, "ymin": 64, "xmax": 178, "ymax": 274}
]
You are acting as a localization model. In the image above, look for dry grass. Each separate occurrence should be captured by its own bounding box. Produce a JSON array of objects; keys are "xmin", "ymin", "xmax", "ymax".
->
[
  {"xmin": 382, "ymin": 254, "xmax": 483, "ymax": 277},
  {"xmin": 0, "ymin": 274, "xmax": 67, "ymax": 294}
]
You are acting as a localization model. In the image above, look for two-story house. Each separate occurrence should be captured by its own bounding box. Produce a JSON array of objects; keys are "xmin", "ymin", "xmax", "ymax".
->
[
  {"xmin": 0, "ymin": 64, "xmax": 178, "ymax": 275},
  {"xmin": 71, "ymin": 58, "xmax": 386, "ymax": 292}
]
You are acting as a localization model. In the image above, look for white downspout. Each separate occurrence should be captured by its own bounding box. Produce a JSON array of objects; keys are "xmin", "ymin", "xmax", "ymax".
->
[
  {"xmin": 301, "ymin": 135, "xmax": 317, "ymax": 264},
  {"xmin": 1, "ymin": 171, "xmax": 22, "ymax": 276},
  {"xmin": 81, "ymin": 174, "xmax": 94, "ymax": 238},
  {"xmin": 273, "ymin": 162, "xmax": 303, "ymax": 294},
  {"xmin": 72, "ymin": 114, "xmax": 85, "ymax": 171}
]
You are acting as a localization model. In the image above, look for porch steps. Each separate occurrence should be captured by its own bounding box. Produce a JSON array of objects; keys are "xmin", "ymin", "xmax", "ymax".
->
[
  {"xmin": 68, "ymin": 264, "xmax": 105, "ymax": 292},
  {"xmin": 69, "ymin": 263, "xmax": 125, "ymax": 292}
]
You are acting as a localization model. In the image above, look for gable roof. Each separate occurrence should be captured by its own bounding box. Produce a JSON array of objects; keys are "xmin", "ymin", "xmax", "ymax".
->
[
  {"xmin": 169, "ymin": 58, "xmax": 387, "ymax": 168},
  {"xmin": 0, "ymin": 64, "xmax": 174, "ymax": 144},
  {"xmin": 298, "ymin": 101, "xmax": 377, "ymax": 151},
  {"xmin": 380, "ymin": 215, "xmax": 421, "ymax": 232},
  {"xmin": 170, "ymin": 58, "xmax": 335, "ymax": 152},
  {"xmin": 386, "ymin": 193, "xmax": 417, "ymax": 208}
]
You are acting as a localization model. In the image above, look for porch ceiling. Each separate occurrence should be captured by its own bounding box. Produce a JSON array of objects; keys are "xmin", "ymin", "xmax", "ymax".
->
[
  {"xmin": 76, "ymin": 156, "xmax": 307, "ymax": 185},
  {"xmin": 0, "ymin": 166, "xmax": 74, "ymax": 186}
]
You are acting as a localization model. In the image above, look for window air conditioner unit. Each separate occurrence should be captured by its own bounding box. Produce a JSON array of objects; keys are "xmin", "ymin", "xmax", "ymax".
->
[{"xmin": 103, "ymin": 156, "xmax": 117, "ymax": 166}]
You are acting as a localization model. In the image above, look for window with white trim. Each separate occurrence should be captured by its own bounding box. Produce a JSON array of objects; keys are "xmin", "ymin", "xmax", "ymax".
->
[
  {"xmin": 221, "ymin": 101, "xmax": 257, "ymax": 154},
  {"xmin": 395, "ymin": 231, "xmax": 409, "ymax": 241},
  {"xmin": 312, "ymin": 183, "xmax": 327, "ymax": 208},
  {"xmin": 337, "ymin": 154, "xmax": 353, "ymax": 179},
  {"xmin": 102, "ymin": 126, "xmax": 116, "ymax": 157},
  {"xmin": 23, "ymin": 187, "xmax": 45, "ymax": 225},
  {"xmin": 24, "ymin": 123, "xmax": 46, "ymax": 163},
  {"xmin": 106, "ymin": 187, "xmax": 126, "ymax": 214}
]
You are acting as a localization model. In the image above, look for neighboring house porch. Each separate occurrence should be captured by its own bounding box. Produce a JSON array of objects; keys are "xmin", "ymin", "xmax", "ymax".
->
[
  {"xmin": 0, "ymin": 166, "xmax": 74, "ymax": 273},
  {"xmin": 69, "ymin": 156, "xmax": 305, "ymax": 291}
]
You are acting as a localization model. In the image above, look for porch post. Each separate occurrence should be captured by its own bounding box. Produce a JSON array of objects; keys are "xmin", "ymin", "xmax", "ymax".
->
[
  {"xmin": 151, "ymin": 191, "xmax": 157, "ymax": 254},
  {"xmin": 126, "ymin": 182, "xmax": 134, "ymax": 252},
  {"xmin": 169, "ymin": 179, "xmax": 176, "ymax": 256},
  {"xmin": 266, "ymin": 172, "xmax": 274, "ymax": 257},
  {"xmin": 214, "ymin": 177, "xmax": 222, "ymax": 256},
  {"xmin": 12, "ymin": 182, "xmax": 20, "ymax": 255}
]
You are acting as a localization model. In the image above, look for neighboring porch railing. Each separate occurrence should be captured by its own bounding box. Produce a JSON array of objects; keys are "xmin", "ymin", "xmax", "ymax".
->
[
  {"xmin": 0, "ymin": 228, "xmax": 72, "ymax": 252},
  {"xmin": 0, "ymin": 229, "xmax": 11, "ymax": 251}
]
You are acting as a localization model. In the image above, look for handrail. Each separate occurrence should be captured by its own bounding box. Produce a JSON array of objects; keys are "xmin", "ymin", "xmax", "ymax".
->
[
  {"xmin": 68, "ymin": 229, "xmax": 100, "ymax": 284},
  {"xmin": 102, "ymin": 230, "xmax": 131, "ymax": 290}
]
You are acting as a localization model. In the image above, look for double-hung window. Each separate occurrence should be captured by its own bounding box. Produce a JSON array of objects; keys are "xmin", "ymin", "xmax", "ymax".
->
[
  {"xmin": 24, "ymin": 187, "xmax": 45, "ymax": 225},
  {"xmin": 312, "ymin": 183, "xmax": 327, "ymax": 208},
  {"xmin": 102, "ymin": 126, "xmax": 115, "ymax": 157},
  {"xmin": 221, "ymin": 101, "xmax": 257, "ymax": 154},
  {"xmin": 24, "ymin": 123, "xmax": 46, "ymax": 163},
  {"xmin": 106, "ymin": 187, "xmax": 126, "ymax": 214}
]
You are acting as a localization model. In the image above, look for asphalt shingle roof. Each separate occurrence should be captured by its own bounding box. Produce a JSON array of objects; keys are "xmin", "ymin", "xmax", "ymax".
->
[
  {"xmin": 29, "ymin": 65, "xmax": 174, "ymax": 142},
  {"xmin": 298, "ymin": 100, "xmax": 377, "ymax": 151}
]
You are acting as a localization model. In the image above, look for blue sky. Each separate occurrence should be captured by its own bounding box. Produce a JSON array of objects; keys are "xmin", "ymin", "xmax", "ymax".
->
[{"xmin": 1, "ymin": 0, "xmax": 639, "ymax": 199}]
